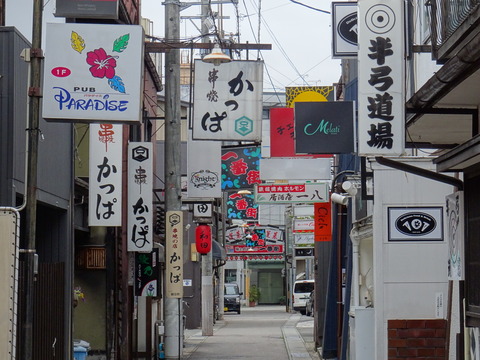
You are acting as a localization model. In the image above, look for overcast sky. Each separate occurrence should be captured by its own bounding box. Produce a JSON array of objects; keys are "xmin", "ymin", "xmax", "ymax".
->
[
  {"xmin": 141, "ymin": 0, "xmax": 342, "ymax": 92},
  {"xmin": 6, "ymin": 0, "xmax": 341, "ymax": 93}
]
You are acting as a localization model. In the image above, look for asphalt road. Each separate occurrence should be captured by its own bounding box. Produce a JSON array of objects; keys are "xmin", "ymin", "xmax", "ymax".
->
[{"xmin": 183, "ymin": 305, "xmax": 319, "ymax": 360}]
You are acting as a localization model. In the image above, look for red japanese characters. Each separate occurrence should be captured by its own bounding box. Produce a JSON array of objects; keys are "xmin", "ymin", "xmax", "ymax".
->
[{"xmin": 195, "ymin": 224, "xmax": 212, "ymax": 255}]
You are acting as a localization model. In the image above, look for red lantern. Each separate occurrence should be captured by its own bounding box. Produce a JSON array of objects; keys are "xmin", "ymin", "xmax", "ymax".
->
[{"xmin": 195, "ymin": 224, "xmax": 212, "ymax": 255}]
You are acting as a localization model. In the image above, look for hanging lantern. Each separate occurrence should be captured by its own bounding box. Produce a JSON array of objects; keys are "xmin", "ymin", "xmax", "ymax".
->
[{"xmin": 195, "ymin": 224, "xmax": 212, "ymax": 255}]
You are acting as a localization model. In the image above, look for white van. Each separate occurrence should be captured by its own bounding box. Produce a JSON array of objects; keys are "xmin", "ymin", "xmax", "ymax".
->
[{"xmin": 292, "ymin": 279, "xmax": 314, "ymax": 314}]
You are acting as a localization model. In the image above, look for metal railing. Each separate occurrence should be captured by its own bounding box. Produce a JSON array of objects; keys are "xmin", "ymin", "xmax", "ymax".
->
[{"xmin": 429, "ymin": 0, "xmax": 480, "ymax": 58}]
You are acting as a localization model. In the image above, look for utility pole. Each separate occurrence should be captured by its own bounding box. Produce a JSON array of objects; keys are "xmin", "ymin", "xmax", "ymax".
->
[
  {"xmin": 164, "ymin": 0, "xmax": 183, "ymax": 358},
  {"xmin": 22, "ymin": 0, "xmax": 43, "ymax": 359},
  {"xmin": 200, "ymin": 0, "xmax": 215, "ymax": 337}
]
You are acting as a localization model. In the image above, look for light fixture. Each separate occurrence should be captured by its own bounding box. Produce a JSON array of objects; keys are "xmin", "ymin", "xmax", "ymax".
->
[
  {"xmin": 237, "ymin": 189, "xmax": 252, "ymax": 195},
  {"xmin": 202, "ymin": 43, "xmax": 231, "ymax": 66},
  {"xmin": 342, "ymin": 181, "xmax": 358, "ymax": 196},
  {"xmin": 331, "ymin": 193, "xmax": 349, "ymax": 206}
]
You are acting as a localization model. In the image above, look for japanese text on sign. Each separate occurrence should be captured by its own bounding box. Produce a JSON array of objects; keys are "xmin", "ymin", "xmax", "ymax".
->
[
  {"xmin": 89, "ymin": 124, "xmax": 122, "ymax": 226},
  {"xmin": 255, "ymin": 183, "xmax": 329, "ymax": 204},
  {"xmin": 193, "ymin": 60, "xmax": 263, "ymax": 141},
  {"xmin": 166, "ymin": 211, "xmax": 183, "ymax": 298},
  {"xmin": 358, "ymin": 1, "xmax": 405, "ymax": 155},
  {"xmin": 128, "ymin": 143, "xmax": 153, "ymax": 252}
]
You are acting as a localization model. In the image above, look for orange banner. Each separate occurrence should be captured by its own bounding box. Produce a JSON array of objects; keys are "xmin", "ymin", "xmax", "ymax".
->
[{"xmin": 314, "ymin": 202, "xmax": 332, "ymax": 242}]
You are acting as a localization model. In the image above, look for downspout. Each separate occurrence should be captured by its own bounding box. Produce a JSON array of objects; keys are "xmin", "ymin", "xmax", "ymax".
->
[{"xmin": 349, "ymin": 216, "xmax": 373, "ymax": 311}]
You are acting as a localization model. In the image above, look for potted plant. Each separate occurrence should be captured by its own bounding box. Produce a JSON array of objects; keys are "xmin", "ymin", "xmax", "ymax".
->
[{"xmin": 249, "ymin": 285, "xmax": 260, "ymax": 307}]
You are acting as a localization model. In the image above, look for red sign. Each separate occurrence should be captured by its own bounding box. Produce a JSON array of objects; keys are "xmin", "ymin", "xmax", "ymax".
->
[
  {"xmin": 195, "ymin": 225, "xmax": 212, "ymax": 254},
  {"xmin": 314, "ymin": 202, "xmax": 332, "ymax": 242}
]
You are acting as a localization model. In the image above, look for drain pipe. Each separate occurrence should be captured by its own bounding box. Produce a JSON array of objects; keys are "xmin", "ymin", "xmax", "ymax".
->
[{"xmin": 349, "ymin": 217, "xmax": 373, "ymax": 311}]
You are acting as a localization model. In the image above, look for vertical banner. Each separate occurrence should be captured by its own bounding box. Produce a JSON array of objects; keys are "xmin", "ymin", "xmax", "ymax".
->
[
  {"xmin": 187, "ymin": 132, "xmax": 222, "ymax": 198},
  {"xmin": 358, "ymin": 0, "xmax": 405, "ymax": 155},
  {"xmin": 89, "ymin": 124, "xmax": 123, "ymax": 226},
  {"xmin": 135, "ymin": 249, "xmax": 159, "ymax": 296},
  {"xmin": 314, "ymin": 202, "xmax": 332, "ymax": 242},
  {"xmin": 166, "ymin": 211, "xmax": 183, "ymax": 298},
  {"xmin": 446, "ymin": 192, "xmax": 464, "ymax": 280},
  {"xmin": 128, "ymin": 143, "xmax": 153, "ymax": 252},
  {"xmin": 193, "ymin": 60, "xmax": 263, "ymax": 141}
]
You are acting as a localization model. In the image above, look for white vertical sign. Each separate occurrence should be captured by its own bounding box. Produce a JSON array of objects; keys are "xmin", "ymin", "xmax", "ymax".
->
[
  {"xmin": 193, "ymin": 60, "xmax": 263, "ymax": 141},
  {"xmin": 446, "ymin": 192, "xmax": 464, "ymax": 280},
  {"xmin": 358, "ymin": 0, "xmax": 405, "ymax": 155},
  {"xmin": 166, "ymin": 211, "xmax": 183, "ymax": 298},
  {"xmin": 187, "ymin": 131, "xmax": 222, "ymax": 198},
  {"xmin": 89, "ymin": 124, "xmax": 123, "ymax": 226},
  {"xmin": 128, "ymin": 142, "xmax": 153, "ymax": 252}
]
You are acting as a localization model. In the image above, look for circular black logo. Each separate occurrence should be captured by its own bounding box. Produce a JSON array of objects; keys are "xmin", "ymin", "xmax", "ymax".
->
[
  {"xmin": 395, "ymin": 212, "xmax": 436, "ymax": 236},
  {"xmin": 338, "ymin": 12, "xmax": 358, "ymax": 45}
]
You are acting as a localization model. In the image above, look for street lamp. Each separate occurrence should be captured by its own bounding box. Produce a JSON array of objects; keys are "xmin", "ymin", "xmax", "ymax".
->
[{"xmin": 202, "ymin": 43, "xmax": 231, "ymax": 66}]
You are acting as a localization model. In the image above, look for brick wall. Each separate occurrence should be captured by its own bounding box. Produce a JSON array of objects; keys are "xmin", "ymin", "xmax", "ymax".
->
[{"xmin": 388, "ymin": 319, "xmax": 447, "ymax": 359}]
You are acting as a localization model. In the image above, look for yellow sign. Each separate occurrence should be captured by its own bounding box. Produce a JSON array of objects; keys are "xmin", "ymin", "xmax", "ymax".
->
[{"xmin": 286, "ymin": 86, "xmax": 335, "ymax": 108}]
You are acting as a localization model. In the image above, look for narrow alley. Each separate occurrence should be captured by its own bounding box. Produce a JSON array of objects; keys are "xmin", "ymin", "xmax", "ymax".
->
[{"xmin": 183, "ymin": 306, "xmax": 320, "ymax": 360}]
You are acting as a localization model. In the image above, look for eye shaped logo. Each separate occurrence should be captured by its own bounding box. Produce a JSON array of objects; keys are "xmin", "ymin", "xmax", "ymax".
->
[{"xmin": 395, "ymin": 212, "xmax": 436, "ymax": 236}]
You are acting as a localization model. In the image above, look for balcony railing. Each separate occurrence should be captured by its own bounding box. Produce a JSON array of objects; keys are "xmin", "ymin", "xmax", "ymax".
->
[{"xmin": 429, "ymin": 0, "xmax": 480, "ymax": 60}]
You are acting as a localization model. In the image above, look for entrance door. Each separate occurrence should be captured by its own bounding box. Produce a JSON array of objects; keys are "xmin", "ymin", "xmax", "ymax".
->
[{"xmin": 258, "ymin": 271, "xmax": 283, "ymax": 304}]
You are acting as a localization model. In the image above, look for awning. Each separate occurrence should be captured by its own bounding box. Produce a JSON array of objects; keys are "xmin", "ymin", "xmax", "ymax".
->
[{"xmin": 212, "ymin": 240, "xmax": 226, "ymax": 261}]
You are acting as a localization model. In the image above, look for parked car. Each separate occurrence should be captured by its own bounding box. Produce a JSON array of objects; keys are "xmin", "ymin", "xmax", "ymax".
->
[
  {"xmin": 293, "ymin": 279, "xmax": 314, "ymax": 315},
  {"xmin": 305, "ymin": 291, "xmax": 314, "ymax": 317},
  {"xmin": 224, "ymin": 283, "xmax": 242, "ymax": 314}
]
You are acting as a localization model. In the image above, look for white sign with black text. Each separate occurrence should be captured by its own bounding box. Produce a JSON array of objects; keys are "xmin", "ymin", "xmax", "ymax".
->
[
  {"xmin": 358, "ymin": 0, "xmax": 405, "ymax": 155},
  {"xmin": 127, "ymin": 142, "xmax": 153, "ymax": 252},
  {"xmin": 193, "ymin": 60, "xmax": 263, "ymax": 141},
  {"xmin": 89, "ymin": 124, "xmax": 122, "ymax": 226}
]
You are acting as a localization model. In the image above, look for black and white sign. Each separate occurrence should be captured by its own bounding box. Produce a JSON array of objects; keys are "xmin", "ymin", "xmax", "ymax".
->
[
  {"xmin": 332, "ymin": 2, "xmax": 358, "ymax": 58},
  {"xmin": 388, "ymin": 207, "xmax": 443, "ymax": 241},
  {"xmin": 358, "ymin": 0, "xmax": 405, "ymax": 155}
]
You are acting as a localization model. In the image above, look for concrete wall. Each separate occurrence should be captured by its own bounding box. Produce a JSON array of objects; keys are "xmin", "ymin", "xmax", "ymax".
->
[{"xmin": 371, "ymin": 158, "xmax": 453, "ymax": 358}]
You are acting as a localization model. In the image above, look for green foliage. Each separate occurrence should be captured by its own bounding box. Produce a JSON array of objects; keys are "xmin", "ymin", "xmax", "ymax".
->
[{"xmin": 249, "ymin": 285, "xmax": 260, "ymax": 302}]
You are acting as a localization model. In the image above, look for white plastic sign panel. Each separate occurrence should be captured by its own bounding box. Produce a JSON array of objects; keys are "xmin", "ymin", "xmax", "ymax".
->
[
  {"xmin": 128, "ymin": 142, "xmax": 153, "ymax": 252},
  {"xmin": 255, "ymin": 183, "xmax": 329, "ymax": 204},
  {"xmin": 89, "ymin": 124, "xmax": 123, "ymax": 226},
  {"xmin": 260, "ymin": 158, "xmax": 332, "ymax": 181},
  {"xmin": 358, "ymin": 0, "xmax": 405, "ymax": 155},
  {"xmin": 388, "ymin": 207, "xmax": 443, "ymax": 241},
  {"xmin": 193, "ymin": 60, "xmax": 263, "ymax": 141},
  {"xmin": 187, "ymin": 132, "xmax": 222, "ymax": 198},
  {"xmin": 42, "ymin": 23, "xmax": 144, "ymax": 123}
]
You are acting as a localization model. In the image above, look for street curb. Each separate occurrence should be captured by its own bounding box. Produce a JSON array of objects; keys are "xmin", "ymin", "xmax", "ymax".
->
[
  {"xmin": 281, "ymin": 313, "xmax": 318, "ymax": 360},
  {"xmin": 182, "ymin": 320, "xmax": 226, "ymax": 359}
]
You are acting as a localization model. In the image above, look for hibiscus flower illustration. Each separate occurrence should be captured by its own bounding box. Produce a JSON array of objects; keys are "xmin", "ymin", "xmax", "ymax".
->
[{"xmin": 86, "ymin": 48, "xmax": 118, "ymax": 79}]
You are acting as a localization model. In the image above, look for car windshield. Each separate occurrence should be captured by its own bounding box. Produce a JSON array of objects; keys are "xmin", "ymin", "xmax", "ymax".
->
[
  {"xmin": 294, "ymin": 282, "xmax": 314, "ymax": 293},
  {"xmin": 225, "ymin": 285, "xmax": 239, "ymax": 295}
]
